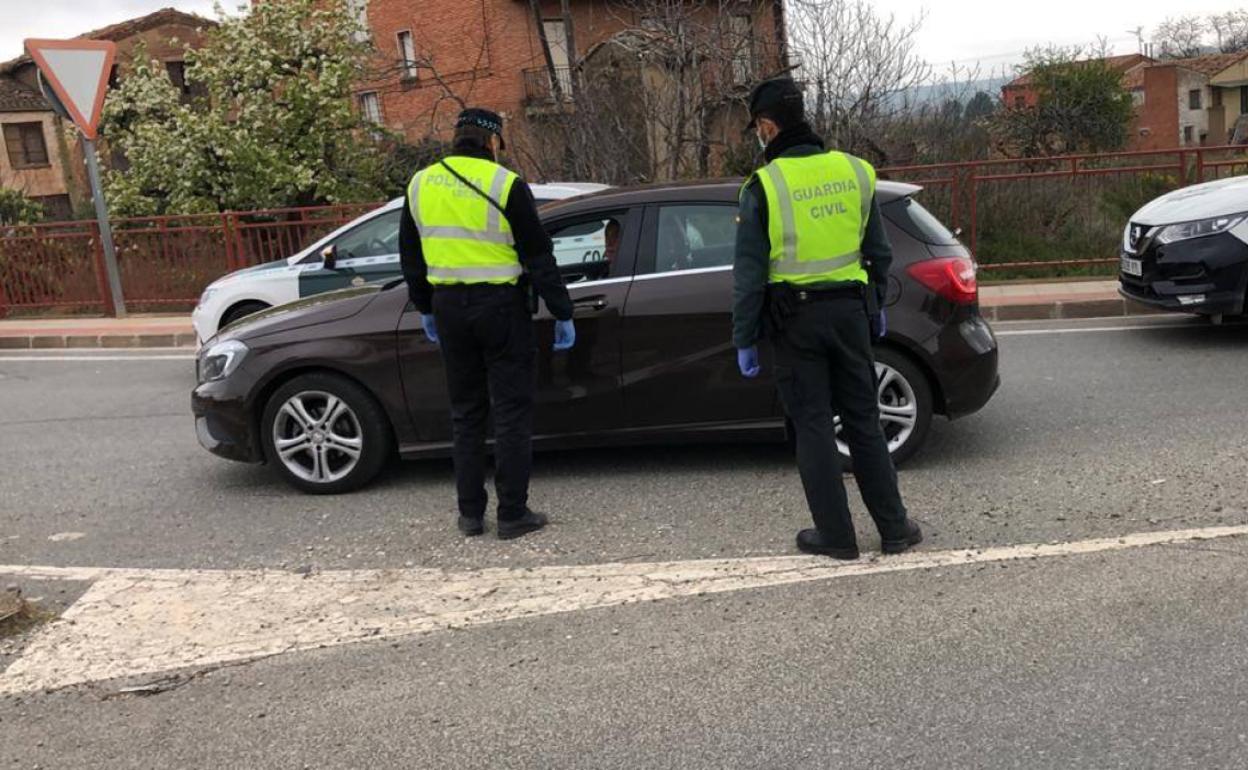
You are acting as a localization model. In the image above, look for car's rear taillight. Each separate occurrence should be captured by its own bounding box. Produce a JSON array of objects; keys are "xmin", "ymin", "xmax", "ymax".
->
[{"xmin": 907, "ymin": 257, "xmax": 978, "ymax": 305}]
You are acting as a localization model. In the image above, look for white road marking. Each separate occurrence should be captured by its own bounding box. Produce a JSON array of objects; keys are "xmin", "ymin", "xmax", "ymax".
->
[
  {"xmin": 2, "ymin": 523, "xmax": 1246, "ymax": 695},
  {"xmin": 46, "ymin": 533, "xmax": 86, "ymax": 543}
]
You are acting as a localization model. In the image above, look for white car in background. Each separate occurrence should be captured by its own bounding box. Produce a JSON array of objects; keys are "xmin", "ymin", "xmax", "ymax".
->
[{"xmin": 192, "ymin": 183, "xmax": 609, "ymax": 343}]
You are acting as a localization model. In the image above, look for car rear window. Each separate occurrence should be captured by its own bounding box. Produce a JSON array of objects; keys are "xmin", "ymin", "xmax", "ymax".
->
[{"xmin": 883, "ymin": 197, "xmax": 961, "ymax": 246}]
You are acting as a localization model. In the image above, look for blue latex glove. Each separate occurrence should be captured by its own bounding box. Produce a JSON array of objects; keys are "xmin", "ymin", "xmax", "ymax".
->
[
  {"xmin": 421, "ymin": 313, "xmax": 439, "ymax": 345},
  {"xmin": 553, "ymin": 319, "xmax": 576, "ymax": 351},
  {"xmin": 737, "ymin": 346, "xmax": 760, "ymax": 378},
  {"xmin": 872, "ymin": 308, "xmax": 887, "ymax": 339}
]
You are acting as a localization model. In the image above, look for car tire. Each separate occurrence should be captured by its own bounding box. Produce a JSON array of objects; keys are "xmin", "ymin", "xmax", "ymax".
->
[
  {"xmin": 260, "ymin": 372, "xmax": 392, "ymax": 494},
  {"xmin": 219, "ymin": 301, "xmax": 270, "ymax": 331},
  {"xmin": 833, "ymin": 346, "xmax": 933, "ymax": 470}
]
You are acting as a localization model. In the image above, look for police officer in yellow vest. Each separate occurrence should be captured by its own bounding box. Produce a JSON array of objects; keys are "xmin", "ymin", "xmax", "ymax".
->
[
  {"xmin": 733, "ymin": 79, "xmax": 923, "ymax": 560},
  {"xmin": 400, "ymin": 108, "xmax": 575, "ymax": 540}
]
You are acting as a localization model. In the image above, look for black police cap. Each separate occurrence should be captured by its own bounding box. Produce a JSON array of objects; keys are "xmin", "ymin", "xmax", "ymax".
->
[
  {"xmin": 455, "ymin": 107, "xmax": 506, "ymax": 149},
  {"xmin": 746, "ymin": 77, "xmax": 804, "ymax": 130}
]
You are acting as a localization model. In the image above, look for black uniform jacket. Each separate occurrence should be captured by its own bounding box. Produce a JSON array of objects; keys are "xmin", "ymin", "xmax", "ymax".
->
[{"xmin": 399, "ymin": 149, "xmax": 574, "ymax": 322}]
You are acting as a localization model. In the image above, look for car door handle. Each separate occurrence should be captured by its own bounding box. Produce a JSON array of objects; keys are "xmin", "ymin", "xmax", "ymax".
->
[{"xmin": 573, "ymin": 296, "xmax": 609, "ymax": 313}]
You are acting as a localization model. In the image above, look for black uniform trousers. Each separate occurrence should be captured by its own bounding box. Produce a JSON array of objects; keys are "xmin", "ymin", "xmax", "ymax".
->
[
  {"xmin": 431, "ymin": 284, "xmax": 535, "ymax": 522},
  {"xmin": 772, "ymin": 292, "xmax": 909, "ymax": 548}
]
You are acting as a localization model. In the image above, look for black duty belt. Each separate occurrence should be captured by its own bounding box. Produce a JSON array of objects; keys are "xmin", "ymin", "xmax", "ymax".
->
[
  {"xmin": 432, "ymin": 283, "xmax": 520, "ymax": 294},
  {"xmin": 789, "ymin": 285, "xmax": 864, "ymax": 302}
]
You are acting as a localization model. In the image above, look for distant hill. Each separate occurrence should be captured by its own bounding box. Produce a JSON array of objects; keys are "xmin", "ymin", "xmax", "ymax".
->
[{"xmin": 887, "ymin": 76, "xmax": 1012, "ymax": 110}]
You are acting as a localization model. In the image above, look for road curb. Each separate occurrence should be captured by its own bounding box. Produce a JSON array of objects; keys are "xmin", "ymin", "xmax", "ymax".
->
[{"xmin": 981, "ymin": 298, "xmax": 1170, "ymax": 323}]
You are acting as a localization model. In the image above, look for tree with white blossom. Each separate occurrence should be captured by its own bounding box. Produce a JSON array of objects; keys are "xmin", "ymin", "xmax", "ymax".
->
[{"xmin": 101, "ymin": 0, "xmax": 389, "ymax": 216}]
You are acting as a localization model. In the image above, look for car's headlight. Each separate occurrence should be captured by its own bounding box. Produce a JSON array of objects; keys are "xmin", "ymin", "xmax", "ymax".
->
[
  {"xmin": 197, "ymin": 339, "xmax": 248, "ymax": 383},
  {"xmin": 1155, "ymin": 213, "xmax": 1248, "ymax": 245},
  {"xmin": 197, "ymin": 287, "xmax": 218, "ymax": 309}
]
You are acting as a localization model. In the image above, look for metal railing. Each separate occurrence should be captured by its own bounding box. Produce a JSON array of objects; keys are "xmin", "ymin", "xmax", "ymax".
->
[
  {"xmin": 522, "ymin": 65, "xmax": 576, "ymax": 106},
  {"xmin": 0, "ymin": 203, "xmax": 377, "ymax": 316},
  {"xmin": 878, "ymin": 144, "xmax": 1247, "ymax": 276}
]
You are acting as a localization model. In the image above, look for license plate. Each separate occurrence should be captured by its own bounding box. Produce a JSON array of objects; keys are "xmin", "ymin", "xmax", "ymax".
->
[{"xmin": 1121, "ymin": 256, "xmax": 1143, "ymax": 277}]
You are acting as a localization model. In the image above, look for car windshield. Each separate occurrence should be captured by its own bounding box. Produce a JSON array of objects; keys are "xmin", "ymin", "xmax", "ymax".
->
[{"xmin": 884, "ymin": 197, "xmax": 961, "ymax": 246}]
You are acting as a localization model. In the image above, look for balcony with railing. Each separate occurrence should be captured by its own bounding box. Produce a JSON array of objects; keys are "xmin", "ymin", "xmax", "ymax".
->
[{"xmin": 522, "ymin": 65, "xmax": 576, "ymax": 108}]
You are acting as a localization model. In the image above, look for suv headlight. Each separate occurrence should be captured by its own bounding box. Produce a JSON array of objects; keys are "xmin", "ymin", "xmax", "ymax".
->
[
  {"xmin": 1155, "ymin": 213, "xmax": 1248, "ymax": 245},
  {"xmin": 198, "ymin": 339, "xmax": 248, "ymax": 383}
]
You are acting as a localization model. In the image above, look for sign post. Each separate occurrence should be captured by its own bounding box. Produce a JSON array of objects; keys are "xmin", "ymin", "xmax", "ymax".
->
[{"xmin": 24, "ymin": 39, "xmax": 124, "ymax": 317}]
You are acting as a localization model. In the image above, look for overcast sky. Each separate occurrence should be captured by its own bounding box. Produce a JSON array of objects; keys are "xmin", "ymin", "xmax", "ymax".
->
[{"xmin": 0, "ymin": 0, "xmax": 1240, "ymax": 75}]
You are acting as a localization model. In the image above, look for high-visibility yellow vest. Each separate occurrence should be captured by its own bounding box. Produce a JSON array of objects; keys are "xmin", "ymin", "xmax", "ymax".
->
[
  {"xmin": 407, "ymin": 156, "xmax": 522, "ymax": 285},
  {"xmin": 749, "ymin": 150, "xmax": 876, "ymax": 286}
]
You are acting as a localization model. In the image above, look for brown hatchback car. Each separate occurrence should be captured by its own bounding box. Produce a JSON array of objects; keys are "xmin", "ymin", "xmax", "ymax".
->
[{"xmin": 193, "ymin": 180, "xmax": 999, "ymax": 493}]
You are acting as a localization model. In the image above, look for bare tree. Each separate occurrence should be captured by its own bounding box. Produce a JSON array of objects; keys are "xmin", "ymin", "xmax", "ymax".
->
[
  {"xmin": 786, "ymin": 0, "xmax": 931, "ymax": 165},
  {"xmin": 364, "ymin": 20, "xmax": 494, "ymax": 140},
  {"xmin": 1153, "ymin": 15, "xmax": 1209, "ymax": 59},
  {"xmin": 515, "ymin": 0, "xmax": 786, "ymax": 184},
  {"xmin": 1209, "ymin": 10, "xmax": 1248, "ymax": 54}
]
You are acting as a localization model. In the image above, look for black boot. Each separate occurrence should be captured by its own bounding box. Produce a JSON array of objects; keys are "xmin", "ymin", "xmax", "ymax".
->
[
  {"xmin": 796, "ymin": 529, "xmax": 860, "ymax": 560},
  {"xmin": 881, "ymin": 520, "xmax": 923, "ymax": 555},
  {"xmin": 457, "ymin": 515, "xmax": 485, "ymax": 537},
  {"xmin": 497, "ymin": 509, "xmax": 548, "ymax": 540}
]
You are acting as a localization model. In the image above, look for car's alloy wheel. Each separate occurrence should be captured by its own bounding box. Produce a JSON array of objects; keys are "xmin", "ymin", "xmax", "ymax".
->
[
  {"xmin": 261, "ymin": 372, "xmax": 391, "ymax": 494},
  {"xmin": 273, "ymin": 390, "xmax": 363, "ymax": 484},
  {"xmin": 834, "ymin": 347, "xmax": 932, "ymax": 467}
]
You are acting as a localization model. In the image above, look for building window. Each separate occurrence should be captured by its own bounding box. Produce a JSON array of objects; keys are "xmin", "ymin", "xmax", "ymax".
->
[
  {"xmin": 358, "ymin": 92, "xmax": 382, "ymax": 125},
  {"xmin": 32, "ymin": 194, "xmax": 71, "ymax": 222},
  {"xmin": 3, "ymin": 122, "xmax": 50, "ymax": 169},
  {"xmin": 397, "ymin": 30, "xmax": 418, "ymax": 80},
  {"xmin": 1240, "ymin": 85, "xmax": 1248, "ymax": 115},
  {"xmin": 347, "ymin": 0, "xmax": 370, "ymax": 42},
  {"xmin": 542, "ymin": 19, "xmax": 574, "ymax": 100},
  {"xmin": 1013, "ymin": 95, "xmax": 1026, "ymax": 109},
  {"xmin": 1213, "ymin": 88, "xmax": 1224, "ymax": 108},
  {"xmin": 166, "ymin": 61, "xmax": 191, "ymax": 96},
  {"xmin": 728, "ymin": 14, "xmax": 753, "ymax": 85},
  {"xmin": 1183, "ymin": 126, "xmax": 1194, "ymax": 144},
  {"xmin": 1189, "ymin": 89, "xmax": 1202, "ymax": 110}
]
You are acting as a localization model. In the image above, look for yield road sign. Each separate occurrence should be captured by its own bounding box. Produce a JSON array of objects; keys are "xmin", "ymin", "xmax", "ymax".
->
[{"xmin": 23, "ymin": 39, "xmax": 116, "ymax": 140}]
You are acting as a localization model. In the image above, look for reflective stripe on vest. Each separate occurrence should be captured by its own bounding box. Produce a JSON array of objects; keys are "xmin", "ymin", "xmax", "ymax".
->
[
  {"xmin": 407, "ymin": 157, "xmax": 521, "ymax": 285},
  {"xmin": 754, "ymin": 151, "xmax": 876, "ymax": 286}
]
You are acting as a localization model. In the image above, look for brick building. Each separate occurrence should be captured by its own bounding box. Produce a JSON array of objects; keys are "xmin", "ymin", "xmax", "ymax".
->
[
  {"xmin": 352, "ymin": 0, "xmax": 789, "ymax": 180},
  {"xmin": 1001, "ymin": 50, "xmax": 1248, "ymax": 152},
  {"xmin": 1000, "ymin": 53, "xmax": 1154, "ymax": 112},
  {"xmin": 1132, "ymin": 52, "xmax": 1248, "ymax": 150},
  {"xmin": 0, "ymin": 8, "xmax": 213, "ymax": 220}
]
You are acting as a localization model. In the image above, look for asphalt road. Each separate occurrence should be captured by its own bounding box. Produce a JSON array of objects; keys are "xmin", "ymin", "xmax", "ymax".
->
[{"xmin": 2, "ymin": 314, "xmax": 1248, "ymax": 768}]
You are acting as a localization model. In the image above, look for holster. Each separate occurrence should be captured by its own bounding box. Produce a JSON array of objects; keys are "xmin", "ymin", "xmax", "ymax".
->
[
  {"xmin": 519, "ymin": 274, "xmax": 539, "ymax": 315},
  {"xmin": 861, "ymin": 255, "xmax": 882, "ymax": 336},
  {"xmin": 763, "ymin": 284, "xmax": 799, "ymax": 337}
]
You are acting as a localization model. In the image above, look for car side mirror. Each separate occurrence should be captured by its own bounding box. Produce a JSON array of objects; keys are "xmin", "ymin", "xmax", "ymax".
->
[{"xmin": 321, "ymin": 244, "xmax": 338, "ymax": 271}]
